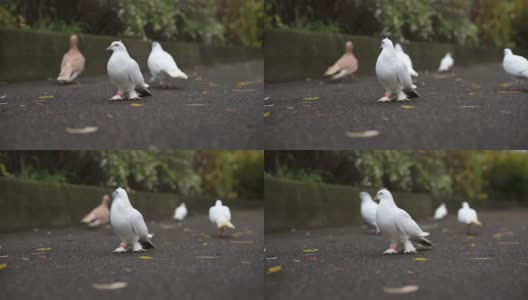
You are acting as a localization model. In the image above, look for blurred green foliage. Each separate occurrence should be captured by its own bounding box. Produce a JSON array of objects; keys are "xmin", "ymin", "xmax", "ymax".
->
[
  {"xmin": 0, "ymin": 151, "xmax": 263, "ymax": 200},
  {"xmin": 0, "ymin": 0, "xmax": 263, "ymax": 47},
  {"xmin": 267, "ymin": 0, "xmax": 528, "ymax": 48},
  {"xmin": 266, "ymin": 151, "xmax": 528, "ymax": 202}
]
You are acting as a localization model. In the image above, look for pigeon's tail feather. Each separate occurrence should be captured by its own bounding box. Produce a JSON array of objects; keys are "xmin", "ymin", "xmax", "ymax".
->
[
  {"xmin": 419, "ymin": 231, "xmax": 430, "ymax": 237},
  {"xmin": 167, "ymin": 69, "xmax": 188, "ymax": 79},
  {"xmin": 139, "ymin": 239, "xmax": 155, "ymax": 249},
  {"xmin": 470, "ymin": 219, "xmax": 482, "ymax": 226},
  {"xmin": 404, "ymin": 88, "xmax": 420, "ymax": 98},
  {"xmin": 135, "ymin": 86, "xmax": 152, "ymax": 97},
  {"xmin": 325, "ymin": 64, "xmax": 340, "ymax": 76},
  {"xmin": 410, "ymin": 69, "xmax": 419, "ymax": 77},
  {"xmin": 147, "ymin": 233, "xmax": 154, "ymax": 239},
  {"xmin": 415, "ymin": 236, "xmax": 432, "ymax": 247},
  {"xmin": 218, "ymin": 219, "xmax": 235, "ymax": 230}
]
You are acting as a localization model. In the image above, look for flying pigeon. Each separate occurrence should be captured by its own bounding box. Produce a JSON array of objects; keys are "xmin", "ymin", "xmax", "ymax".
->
[
  {"xmin": 57, "ymin": 34, "xmax": 85, "ymax": 84},
  {"xmin": 110, "ymin": 187, "xmax": 154, "ymax": 253},
  {"xmin": 502, "ymin": 48, "xmax": 528, "ymax": 91},
  {"xmin": 457, "ymin": 202, "xmax": 482, "ymax": 235},
  {"xmin": 148, "ymin": 42, "xmax": 188, "ymax": 88},
  {"xmin": 374, "ymin": 189, "xmax": 432, "ymax": 254},
  {"xmin": 106, "ymin": 41, "xmax": 152, "ymax": 101},
  {"xmin": 324, "ymin": 41, "xmax": 358, "ymax": 80},
  {"xmin": 433, "ymin": 203, "xmax": 447, "ymax": 220},
  {"xmin": 438, "ymin": 52, "xmax": 454, "ymax": 72},
  {"xmin": 394, "ymin": 43, "xmax": 419, "ymax": 77},
  {"xmin": 209, "ymin": 200, "xmax": 235, "ymax": 236},
  {"xmin": 81, "ymin": 194, "xmax": 110, "ymax": 227},
  {"xmin": 359, "ymin": 192, "xmax": 379, "ymax": 233},
  {"xmin": 173, "ymin": 202, "xmax": 188, "ymax": 221},
  {"xmin": 375, "ymin": 38, "xmax": 419, "ymax": 102}
]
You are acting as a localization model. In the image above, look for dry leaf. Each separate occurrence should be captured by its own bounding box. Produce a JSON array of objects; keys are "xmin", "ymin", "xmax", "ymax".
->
[
  {"xmin": 497, "ymin": 241, "xmax": 520, "ymax": 245},
  {"xmin": 384, "ymin": 285, "xmax": 419, "ymax": 294},
  {"xmin": 187, "ymin": 103, "xmax": 207, "ymax": 107},
  {"xmin": 266, "ymin": 257, "xmax": 279, "ymax": 260},
  {"xmin": 0, "ymin": 263, "xmax": 6, "ymax": 270},
  {"xmin": 194, "ymin": 256, "xmax": 219, "ymax": 259},
  {"xmin": 66, "ymin": 127, "xmax": 98, "ymax": 134},
  {"xmin": 498, "ymin": 83, "xmax": 511, "ymax": 87},
  {"xmin": 264, "ymin": 112, "xmax": 271, "ymax": 118},
  {"xmin": 303, "ymin": 97, "xmax": 319, "ymax": 101},
  {"xmin": 493, "ymin": 233, "xmax": 503, "ymax": 239},
  {"xmin": 303, "ymin": 248, "xmax": 319, "ymax": 253},
  {"xmin": 267, "ymin": 265, "xmax": 282, "ymax": 274},
  {"xmin": 21, "ymin": 257, "xmax": 30, "ymax": 261},
  {"xmin": 0, "ymin": 255, "xmax": 8, "ymax": 258},
  {"xmin": 35, "ymin": 247, "xmax": 52, "ymax": 251},
  {"xmin": 0, "ymin": 95, "xmax": 6, "ymax": 99},
  {"xmin": 139, "ymin": 256, "xmax": 154, "ymax": 260},
  {"xmin": 401, "ymin": 105, "xmax": 416, "ymax": 109},
  {"xmin": 129, "ymin": 103, "xmax": 143, "ymax": 107},
  {"xmin": 38, "ymin": 95, "xmax": 54, "ymax": 99},
  {"xmin": 414, "ymin": 257, "xmax": 429, "ymax": 261},
  {"xmin": 346, "ymin": 130, "xmax": 380, "ymax": 138},
  {"xmin": 93, "ymin": 282, "xmax": 128, "ymax": 290}
]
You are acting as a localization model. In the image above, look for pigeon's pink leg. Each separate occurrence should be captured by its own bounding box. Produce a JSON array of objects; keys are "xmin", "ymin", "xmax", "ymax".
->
[
  {"xmin": 383, "ymin": 243, "xmax": 398, "ymax": 254},
  {"xmin": 109, "ymin": 91, "xmax": 124, "ymax": 101},
  {"xmin": 377, "ymin": 92, "xmax": 392, "ymax": 102},
  {"xmin": 113, "ymin": 243, "xmax": 127, "ymax": 253}
]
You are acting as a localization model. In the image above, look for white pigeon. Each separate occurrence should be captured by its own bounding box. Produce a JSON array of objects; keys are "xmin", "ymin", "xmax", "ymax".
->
[
  {"xmin": 209, "ymin": 200, "xmax": 235, "ymax": 235},
  {"xmin": 433, "ymin": 203, "xmax": 448, "ymax": 220},
  {"xmin": 173, "ymin": 202, "xmax": 188, "ymax": 221},
  {"xmin": 502, "ymin": 48, "xmax": 528, "ymax": 90},
  {"xmin": 374, "ymin": 189, "xmax": 432, "ymax": 254},
  {"xmin": 438, "ymin": 52, "xmax": 454, "ymax": 72},
  {"xmin": 106, "ymin": 41, "xmax": 152, "ymax": 101},
  {"xmin": 395, "ymin": 43, "xmax": 419, "ymax": 77},
  {"xmin": 457, "ymin": 202, "xmax": 482, "ymax": 235},
  {"xmin": 148, "ymin": 42, "xmax": 188, "ymax": 87},
  {"xmin": 375, "ymin": 38, "xmax": 419, "ymax": 102},
  {"xmin": 359, "ymin": 192, "xmax": 379, "ymax": 233},
  {"xmin": 110, "ymin": 187, "xmax": 154, "ymax": 253}
]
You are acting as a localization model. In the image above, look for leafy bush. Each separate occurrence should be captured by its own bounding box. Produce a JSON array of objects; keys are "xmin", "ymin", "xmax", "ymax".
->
[{"xmin": 484, "ymin": 152, "xmax": 528, "ymax": 201}]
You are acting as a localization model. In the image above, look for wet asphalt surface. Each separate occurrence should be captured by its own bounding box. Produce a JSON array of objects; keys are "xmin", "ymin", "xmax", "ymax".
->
[
  {"xmin": 264, "ymin": 64, "xmax": 528, "ymax": 149},
  {"xmin": 0, "ymin": 210, "xmax": 263, "ymax": 300},
  {"xmin": 265, "ymin": 210, "xmax": 528, "ymax": 300},
  {"xmin": 0, "ymin": 61, "xmax": 263, "ymax": 150}
]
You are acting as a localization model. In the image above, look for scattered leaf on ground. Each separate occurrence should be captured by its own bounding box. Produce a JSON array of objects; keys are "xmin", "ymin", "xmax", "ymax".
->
[
  {"xmin": 264, "ymin": 112, "xmax": 271, "ymax": 118},
  {"xmin": 303, "ymin": 248, "xmax": 319, "ymax": 253},
  {"xmin": 0, "ymin": 255, "xmax": 8, "ymax": 258},
  {"xmin": 187, "ymin": 103, "xmax": 207, "ymax": 107},
  {"xmin": 0, "ymin": 95, "xmax": 6, "ymax": 99},
  {"xmin": 263, "ymin": 104, "xmax": 274, "ymax": 107},
  {"xmin": 35, "ymin": 247, "xmax": 52, "ymax": 251},
  {"xmin": 129, "ymin": 103, "xmax": 143, "ymax": 107},
  {"xmin": 470, "ymin": 244, "xmax": 476, "ymax": 247},
  {"xmin": 266, "ymin": 257, "xmax": 278, "ymax": 260},
  {"xmin": 0, "ymin": 263, "xmax": 6, "ymax": 270},
  {"xmin": 383, "ymin": 285, "xmax": 419, "ymax": 294},
  {"xmin": 139, "ymin": 256, "xmax": 154, "ymax": 260},
  {"xmin": 264, "ymin": 96, "xmax": 271, "ymax": 101},
  {"xmin": 292, "ymin": 259, "xmax": 301, "ymax": 262},
  {"xmin": 469, "ymin": 92, "xmax": 475, "ymax": 96},
  {"xmin": 267, "ymin": 265, "xmax": 282, "ymax": 274},
  {"xmin": 305, "ymin": 256, "xmax": 318, "ymax": 261},
  {"xmin": 93, "ymin": 282, "xmax": 128, "ymax": 290},
  {"xmin": 469, "ymin": 257, "xmax": 494, "ymax": 260},
  {"xmin": 0, "ymin": 102, "xmax": 7, "ymax": 105},
  {"xmin": 497, "ymin": 241, "xmax": 520, "ymax": 245},
  {"xmin": 414, "ymin": 257, "xmax": 429, "ymax": 261},
  {"xmin": 498, "ymin": 83, "xmax": 511, "ymax": 87},
  {"xmin": 303, "ymin": 97, "xmax": 319, "ymax": 101},
  {"xmin": 38, "ymin": 95, "xmax": 54, "ymax": 99},
  {"xmin": 194, "ymin": 256, "xmax": 219, "ymax": 259},
  {"xmin": 493, "ymin": 233, "xmax": 503, "ymax": 239},
  {"xmin": 21, "ymin": 257, "xmax": 29, "ymax": 261},
  {"xmin": 458, "ymin": 105, "xmax": 480, "ymax": 108},
  {"xmin": 346, "ymin": 130, "xmax": 380, "ymax": 138},
  {"xmin": 466, "ymin": 236, "xmax": 475, "ymax": 239},
  {"xmin": 66, "ymin": 127, "xmax": 98, "ymax": 134},
  {"xmin": 231, "ymin": 241, "xmax": 254, "ymax": 244},
  {"xmin": 401, "ymin": 105, "xmax": 416, "ymax": 109},
  {"xmin": 233, "ymin": 89, "xmax": 256, "ymax": 92}
]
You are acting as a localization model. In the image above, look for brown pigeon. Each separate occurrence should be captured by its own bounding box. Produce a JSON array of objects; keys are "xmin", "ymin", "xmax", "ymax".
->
[
  {"xmin": 325, "ymin": 41, "xmax": 358, "ymax": 80},
  {"xmin": 81, "ymin": 195, "xmax": 111, "ymax": 228},
  {"xmin": 57, "ymin": 34, "xmax": 85, "ymax": 84}
]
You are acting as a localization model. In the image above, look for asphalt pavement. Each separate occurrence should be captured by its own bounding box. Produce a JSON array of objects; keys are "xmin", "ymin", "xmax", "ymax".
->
[
  {"xmin": 0, "ymin": 61, "xmax": 263, "ymax": 149},
  {"xmin": 264, "ymin": 64, "xmax": 528, "ymax": 149},
  {"xmin": 0, "ymin": 210, "xmax": 263, "ymax": 300},
  {"xmin": 265, "ymin": 209, "xmax": 528, "ymax": 300}
]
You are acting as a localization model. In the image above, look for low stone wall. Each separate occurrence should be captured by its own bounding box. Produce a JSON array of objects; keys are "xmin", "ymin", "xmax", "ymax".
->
[
  {"xmin": 264, "ymin": 28, "xmax": 513, "ymax": 83},
  {"xmin": 0, "ymin": 29, "xmax": 262, "ymax": 82},
  {"xmin": 0, "ymin": 178, "xmax": 262, "ymax": 232},
  {"xmin": 264, "ymin": 177, "xmax": 433, "ymax": 233}
]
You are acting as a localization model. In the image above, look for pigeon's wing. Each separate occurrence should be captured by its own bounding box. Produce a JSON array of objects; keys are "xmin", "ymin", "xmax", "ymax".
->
[
  {"xmin": 395, "ymin": 62, "xmax": 413, "ymax": 89},
  {"xmin": 128, "ymin": 59, "xmax": 146, "ymax": 86},
  {"xmin": 394, "ymin": 209, "xmax": 426, "ymax": 237},
  {"xmin": 81, "ymin": 208, "xmax": 97, "ymax": 223},
  {"xmin": 147, "ymin": 52, "xmax": 163, "ymax": 77},
  {"xmin": 68, "ymin": 51, "xmax": 85, "ymax": 81},
  {"xmin": 209, "ymin": 206, "xmax": 217, "ymax": 223},
  {"xmin": 160, "ymin": 51, "xmax": 178, "ymax": 71},
  {"xmin": 220, "ymin": 206, "xmax": 231, "ymax": 220},
  {"xmin": 129, "ymin": 209, "xmax": 150, "ymax": 239}
]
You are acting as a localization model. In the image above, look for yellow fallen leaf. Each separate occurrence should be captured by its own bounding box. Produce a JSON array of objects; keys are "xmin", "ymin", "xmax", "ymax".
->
[
  {"xmin": 414, "ymin": 257, "xmax": 428, "ymax": 261},
  {"xmin": 384, "ymin": 285, "xmax": 419, "ymax": 294},
  {"xmin": 346, "ymin": 130, "xmax": 380, "ymax": 138},
  {"xmin": 469, "ymin": 92, "xmax": 475, "ymax": 96},
  {"xmin": 493, "ymin": 233, "xmax": 503, "ymax": 239},
  {"xmin": 130, "ymin": 103, "xmax": 143, "ymax": 107},
  {"xmin": 0, "ymin": 263, "xmax": 6, "ymax": 270},
  {"xmin": 38, "ymin": 95, "xmax": 54, "ymax": 99},
  {"xmin": 264, "ymin": 112, "xmax": 271, "ymax": 118},
  {"xmin": 303, "ymin": 97, "xmax": 319, "ymax": 101},
  {"xmin": 35, "ymin": 247, "xmax": 52, "ymax": 251},
  {"xmin": 401, "ymin": 105, "xmax": 416, "ymax": 109},
  {"xmin": 267, "ymin": 265, "xmax": 282, "ymax": 274},
  {"xmin": 66, "ymin": 127, "xmax": 98, "ymax": 134},
  {"xmin": 470, "ymin": 244, "xmax": 476, "ymax": 247},
  {"xmin": 202, "ymin": 243, "xmax": 208, "ymax": 246},
  {"xmin": 139, "ymin": 256, "xmax": 154, "ymax": 260},
  {"xmin": 499, "ymin": 83, "xmax": 511, "ymax": 87},
  {"xmin": 303, "ymin": 248, "xmax": 319, "ymax": 253},
  {"xmin": 93, "ymin": 282, "xmax": 128, "ymax": 290}
]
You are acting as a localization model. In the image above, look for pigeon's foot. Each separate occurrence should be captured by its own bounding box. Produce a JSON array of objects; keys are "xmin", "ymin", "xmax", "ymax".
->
[
  {"xmin": 113, "ymin": 245, "xmax": 128, "ymax": 253},
  {"xmin": 404, "ymin": 241, "xmax": 417, "ymax": 254},
  {"xmin": 397, "ymin": 92, "xmax": 410, "ymax": 101},
  {"xmin": 132, "ymin": 242, "xmax": 146, "ymax": 252},
  {"xmin": 109, "ymin": 94, "xmax": 123, "ymax": 101},
  {"xmin": 128, "ymin": 90, "xmax": 142, "ymax": 101},
  {"xmin": 383, "ymin": 248, "xmax": 398, "ymax": 254}
]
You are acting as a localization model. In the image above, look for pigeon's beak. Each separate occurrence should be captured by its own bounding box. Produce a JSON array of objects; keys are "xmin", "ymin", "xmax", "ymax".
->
[
  {"xmin": 106, "ymin": 46, "xmax": 112, "ymax": 51},
  {"xmin": 374, "ymin": 196, "xmax": 379, "ymax": 202}
]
